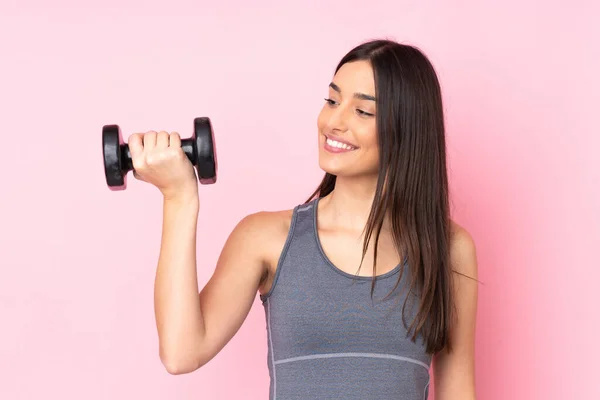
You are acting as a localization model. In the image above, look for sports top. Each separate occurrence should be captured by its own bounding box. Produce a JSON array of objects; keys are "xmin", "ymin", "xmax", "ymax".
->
[{"xmin": 260, "ymin": 197, "xmax": 431, "ymax": 399}]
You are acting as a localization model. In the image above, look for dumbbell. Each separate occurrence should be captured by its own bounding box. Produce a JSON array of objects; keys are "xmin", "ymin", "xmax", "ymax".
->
[{"xmin": 102, "ymin": 117, "xmax": 218, "ymax": 190}]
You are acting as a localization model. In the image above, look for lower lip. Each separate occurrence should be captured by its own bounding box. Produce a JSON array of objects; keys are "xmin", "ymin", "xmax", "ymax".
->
[{"xmin": 324, "ymin": 140, "xmax": 357, "ymax": 154}]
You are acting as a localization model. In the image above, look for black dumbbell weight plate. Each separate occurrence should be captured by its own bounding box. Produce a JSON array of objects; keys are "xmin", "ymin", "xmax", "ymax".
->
[
  {"xmin": 102, "ymin": 124, "xmax": 127, "ymax": 190},
  {"xmin": 194, "ymin": 117, "xmax": 218, "ymax": 184}
]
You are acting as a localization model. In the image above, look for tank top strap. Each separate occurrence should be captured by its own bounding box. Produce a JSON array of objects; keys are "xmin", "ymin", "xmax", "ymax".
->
[
  {"xmin": 291, "ymin": 197, "xmax": 319, "ymax": 238},
  {"xmin": 259, "ymin": 198, "xmax": 319, "ymax": 303}
]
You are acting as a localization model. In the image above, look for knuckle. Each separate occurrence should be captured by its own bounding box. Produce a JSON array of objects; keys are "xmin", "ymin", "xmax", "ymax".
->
[
  {"xmin": 144, "ymin": 131, "xmax": 156, "ymax": 141},
  {"xmin": 159, "ymin": 131, "xmax": 170, "ymax": 142},
  {"xmin": 146, "ymin": 152, "xmax": 163, "ymax": 166},
  {"xmin": 167, "ymin": 147, "xmax": 181, "ymax": 158},
  {"xmin": 132, "ymin": 158, "xmax": 146, "ymax": 170},
  {"xmin": 145, "ymin": 154, "xmax": 156, "ymax": 165}
]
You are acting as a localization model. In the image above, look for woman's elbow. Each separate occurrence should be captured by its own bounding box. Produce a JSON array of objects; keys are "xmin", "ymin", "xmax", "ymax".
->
[{"xmin": 159, "ymin": 348, "xmax": 205, "ymax": 375}]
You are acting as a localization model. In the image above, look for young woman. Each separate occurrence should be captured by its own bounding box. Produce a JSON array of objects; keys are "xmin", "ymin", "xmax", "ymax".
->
[{"xmin": 128, "ymin": 39, "xmax": 478, "ymax": 400}]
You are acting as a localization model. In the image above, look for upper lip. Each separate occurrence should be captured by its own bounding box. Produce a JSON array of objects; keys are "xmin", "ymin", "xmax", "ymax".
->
[{"xmin": 324, "ymin": 134, "xmax": 358, "ymax": 148}]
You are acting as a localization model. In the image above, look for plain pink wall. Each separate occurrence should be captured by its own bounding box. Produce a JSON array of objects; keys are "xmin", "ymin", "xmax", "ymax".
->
[{"xmin": 1, "ymin": 1, "xmax": 598, "ymax": 399}]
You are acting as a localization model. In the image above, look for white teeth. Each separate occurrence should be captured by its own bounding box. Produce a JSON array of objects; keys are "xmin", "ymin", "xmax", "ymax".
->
[{"xmin": 326, "ymin": 138, "xmax": 356, "ymax": 150}]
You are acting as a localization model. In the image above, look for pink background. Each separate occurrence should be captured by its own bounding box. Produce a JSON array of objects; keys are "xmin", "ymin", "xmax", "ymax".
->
[{"xmin": 1, "ymin": 1, "xmax": 598, "ymax": 399}]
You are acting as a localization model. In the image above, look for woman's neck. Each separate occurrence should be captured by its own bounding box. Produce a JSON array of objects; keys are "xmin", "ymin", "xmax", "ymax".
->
[{"xmin": 318, "ymin": 174, "xmax": 391, "ymax": 233}]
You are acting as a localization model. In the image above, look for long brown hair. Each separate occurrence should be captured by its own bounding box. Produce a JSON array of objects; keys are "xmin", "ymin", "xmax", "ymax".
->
[{"xmin": 306, "ymin": 40, "xmax": 454, "ymax": 354}]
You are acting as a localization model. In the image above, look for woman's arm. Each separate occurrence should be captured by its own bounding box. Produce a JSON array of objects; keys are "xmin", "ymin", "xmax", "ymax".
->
[
  {"xmin": 127, "ymin": 130, "xmax": 273, "ymax": 376},
  {"xmin": 433, "ymin": 224, "xmax": 479, "ymax": 399},
  {"xmin": 154, "ymin": 204, "xmax": 272, "ymax": 375}
]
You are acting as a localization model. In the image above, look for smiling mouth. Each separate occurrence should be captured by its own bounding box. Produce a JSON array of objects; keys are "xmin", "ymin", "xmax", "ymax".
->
[{"xmin": 324, "ymin": 136, "xmax": 358, "ymax": 151}]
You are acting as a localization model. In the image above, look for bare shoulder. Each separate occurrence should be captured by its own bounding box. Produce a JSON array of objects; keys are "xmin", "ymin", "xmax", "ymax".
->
[
  {"xmin": 219, "ymin": 207, "xmax": 295, "ymax": 267},
  {"xmin": 235, "ymin": 208, "xmax": 294, "ymax": 241},
  {"xmin": 233, "ymin": 208, "xmax": 295, "ymax": 291},
  {"xmin": 449, "ymin": 220, "xmax": 478, "ymax": 279}
]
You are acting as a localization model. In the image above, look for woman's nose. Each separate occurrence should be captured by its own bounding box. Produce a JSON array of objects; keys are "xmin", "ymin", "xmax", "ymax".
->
[{"xmin": 325, "ymin": 106, "xmax": 348, "ymax": 132}]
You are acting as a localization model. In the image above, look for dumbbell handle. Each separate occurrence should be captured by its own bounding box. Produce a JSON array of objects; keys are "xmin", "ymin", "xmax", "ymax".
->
[{"xmin": 119, "ymin": 138, "xmax": 197, "ymax": 173}]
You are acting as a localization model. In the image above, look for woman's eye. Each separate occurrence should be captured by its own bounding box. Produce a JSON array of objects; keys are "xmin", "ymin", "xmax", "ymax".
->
[
  {"xmin": 324, "ymin": 98, "xmax": 373, "ymax": 117},
  {"xmin": 357, "ymin": 109, "xmax": 374, "ymax": 117}
]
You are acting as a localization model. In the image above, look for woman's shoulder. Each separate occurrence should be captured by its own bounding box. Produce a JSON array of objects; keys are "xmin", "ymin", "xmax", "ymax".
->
[
  {"xmin": 234, "ymin": 207, "xmax": 297, "ymax": 286},
  {"xmin": 233, "ymin": 206, "xmax": 296, "ymax": 245},
  {"xmin": 449, "ymin": 220, "xmax": 478, "ymax": 278}
]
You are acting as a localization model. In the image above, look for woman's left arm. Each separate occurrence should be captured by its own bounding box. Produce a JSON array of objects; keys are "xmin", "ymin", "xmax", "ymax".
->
[{"xmin": 433, "ymin": 224, "xmax": 479, "ymax": 400}]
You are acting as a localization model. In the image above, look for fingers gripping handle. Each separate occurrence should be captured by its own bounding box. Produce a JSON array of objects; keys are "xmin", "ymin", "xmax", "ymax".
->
[
  {"xmin": 102, "ymin": 117, "xmax": 217, "ymax": 191},
  {"xmin": 121, "ymin": 138, "xmax": 196, "ymax": 173}
]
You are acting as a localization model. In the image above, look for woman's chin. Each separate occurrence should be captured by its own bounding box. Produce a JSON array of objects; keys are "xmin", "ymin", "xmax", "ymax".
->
[
  {"xmin": 319, "ymin": 161, "xmax": 380, "ymax": 181},
  {"xmin": 318, "ymin": 158, "xmax": 344, "ymax": 176}
]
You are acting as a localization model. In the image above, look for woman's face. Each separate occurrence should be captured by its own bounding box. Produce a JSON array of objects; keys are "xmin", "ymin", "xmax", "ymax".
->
[{"xmin": 317, "ymin": 60, "xmax": 379, "ymax": 179}]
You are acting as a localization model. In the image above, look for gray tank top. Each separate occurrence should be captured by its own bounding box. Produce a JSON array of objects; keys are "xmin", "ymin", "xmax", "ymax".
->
[{"xmin": 260, "ymin": 197, "xmax": 432, "ymax": 400}]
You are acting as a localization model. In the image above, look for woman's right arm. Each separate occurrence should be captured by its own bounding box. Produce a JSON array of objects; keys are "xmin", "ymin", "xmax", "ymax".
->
[
  {"xmin": 128, "ymin": 130, "xmax": 269, "ymax": 375},
  {"xmin": 154, "ymin": 199, "xmax": 268, "ymax": 375}
]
